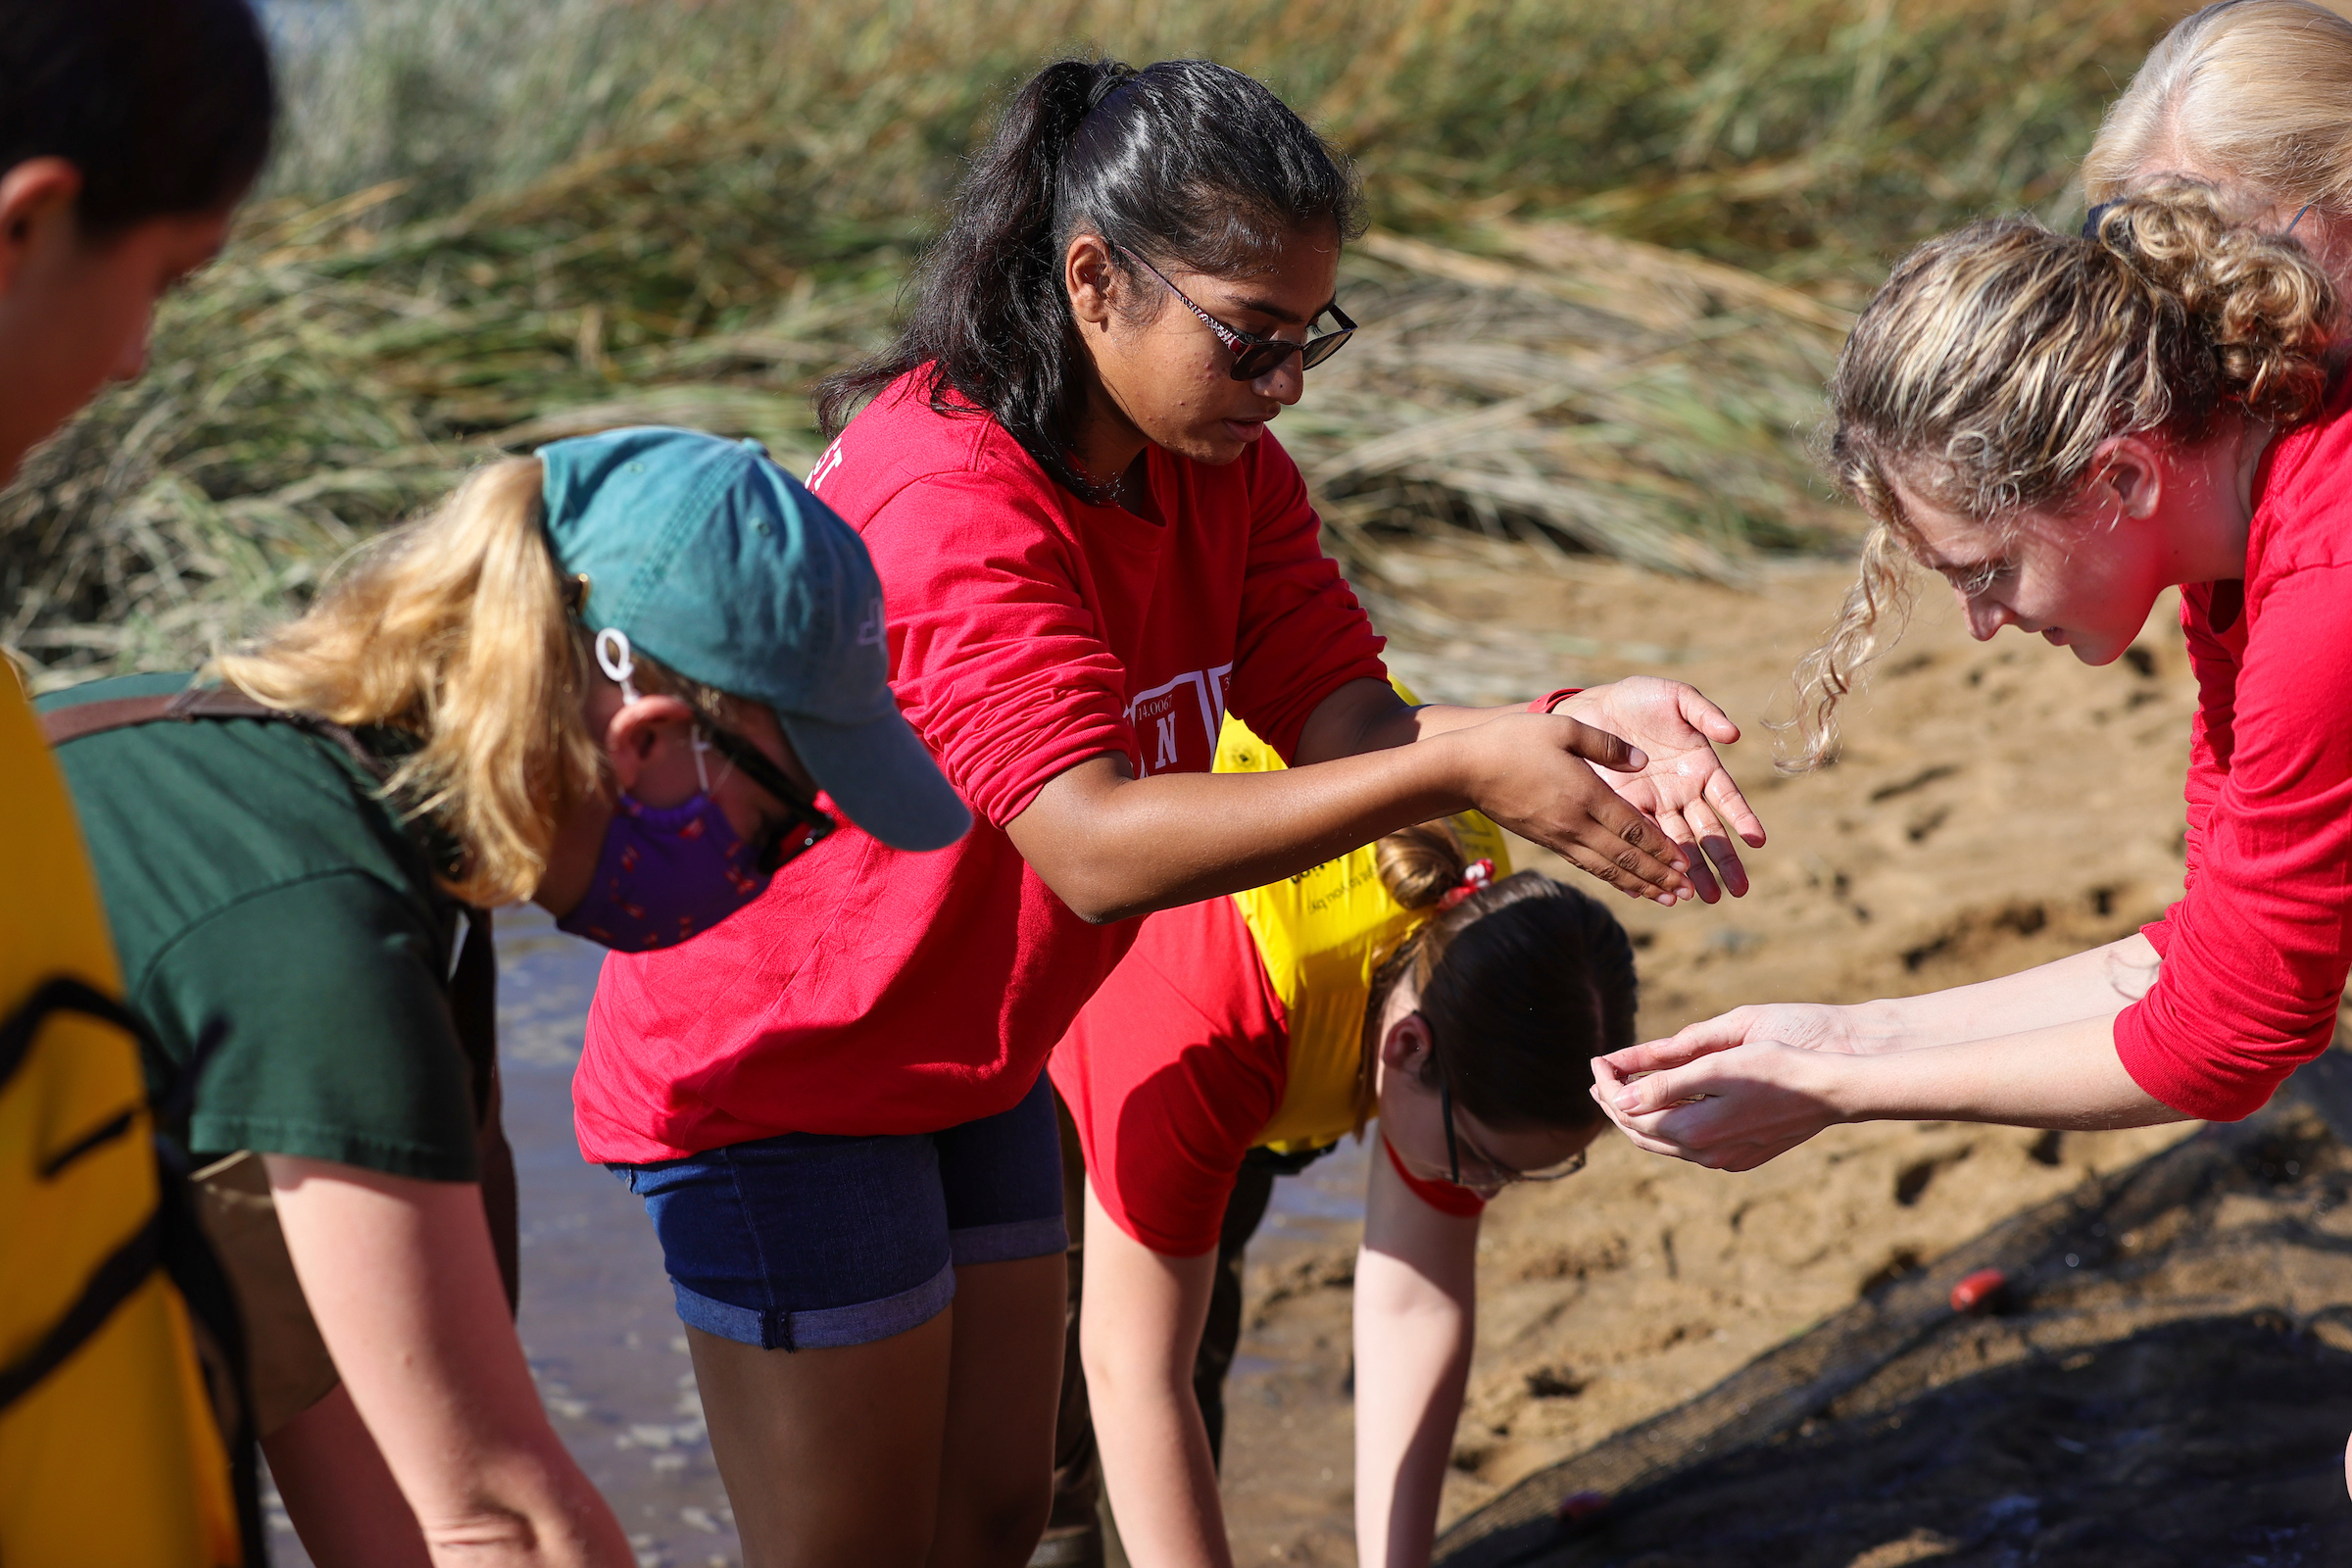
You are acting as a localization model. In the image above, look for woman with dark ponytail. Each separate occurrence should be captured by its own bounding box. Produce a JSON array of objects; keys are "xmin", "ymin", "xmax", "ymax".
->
[
  {"xmin": 583, "ymin": 58, "xmax": 1759, "ymax": 1566},
  {"xmin": 1051, "ymin": 713, "xmax": 1632, "ymax": 1568}
]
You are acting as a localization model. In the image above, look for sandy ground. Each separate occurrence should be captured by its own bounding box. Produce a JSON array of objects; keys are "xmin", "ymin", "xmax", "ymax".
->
[{"xmin": 1208, "ymin": 536, "xmax": 2210, "ymax": 1563}]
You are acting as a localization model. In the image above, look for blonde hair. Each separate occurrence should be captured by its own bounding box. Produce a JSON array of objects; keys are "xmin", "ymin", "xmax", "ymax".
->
[
  {"xmin": 215, "ymin": 457, "xmax": 730, "ymax": 906},
  {"xmin": 1788, "ymin": 185, "xmax": 2334, "ymax": 769},
  {"xmin": 2083, "ymin": 1, "xmax": 2352, "ymax": 216}
]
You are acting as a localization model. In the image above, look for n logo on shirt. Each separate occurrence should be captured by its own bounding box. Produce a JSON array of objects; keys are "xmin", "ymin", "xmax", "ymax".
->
[
  {"xmin": 808, "ymin": 436, "xmax": 846, "ymax": 495},
  {"xmin": 1127, "ymin": 665, "xmax": 1234, "ymax": 776}
]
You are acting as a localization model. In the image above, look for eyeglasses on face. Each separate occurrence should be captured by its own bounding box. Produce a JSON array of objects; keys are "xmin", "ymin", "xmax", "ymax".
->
[
  {"xmin": 1112, "ymin": 241, "xmax": 1356, "ymax": 381},
  {"xmin": 698, "ymin": 721, "xmax": 835, "ymax": 873},
  {"xmin": 1439, "ymin": 1058, "xmax": 1590, "ymax": 1195}
]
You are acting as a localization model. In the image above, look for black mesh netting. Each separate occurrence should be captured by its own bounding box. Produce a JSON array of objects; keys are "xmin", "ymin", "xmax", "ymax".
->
[{"xmin": 1434, "ymin": 1060, "xmax": 2352, "ymax": 1568}]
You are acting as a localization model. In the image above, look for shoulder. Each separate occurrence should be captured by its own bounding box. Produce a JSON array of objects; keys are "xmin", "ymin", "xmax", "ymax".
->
[
  {"xmin": 815, "ymin": 368, "xmax": 1059, "ymax": 524},
  {"xmin": 2253, "ymin": 378, "xmax": 2352, "ymax": 575},
  {"xmin": 34, "ymin": 668, "xmax": 194, "ymax": 713},
  {"xmin": 55, "ymin": 704, "xmax": 446, "ymax": 975}
]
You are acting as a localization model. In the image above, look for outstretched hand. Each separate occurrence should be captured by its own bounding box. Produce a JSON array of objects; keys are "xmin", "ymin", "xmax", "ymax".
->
[
  {"xmin": 1555, "ymin": 678, "xmax": 1766, "ymax": 903},
  {"xmin": 1590, "ymin": 1042, "xmax": 1848, "ymax": 1171}
]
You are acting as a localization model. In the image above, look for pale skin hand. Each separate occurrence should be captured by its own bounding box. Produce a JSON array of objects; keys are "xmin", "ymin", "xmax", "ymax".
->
[
  {"xmin": 1592, "ymin": 1015, "xmax": 2185, "ymax": 1173},
  {"xmin": 1588, "ymin": 935, "xmax": 2174, "ymax": 1169},
  {"xmin": 265, "ymin": 1157, "xmax": 636, "ymax": 1568},
  {"xmin": 1007, "ymin": 676, "xmax": 1763, "ymax": 923}
]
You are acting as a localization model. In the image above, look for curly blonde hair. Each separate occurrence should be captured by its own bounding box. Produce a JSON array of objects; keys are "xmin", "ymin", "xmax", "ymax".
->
[
  {"xmin": 214, "ymin": 457, "xmax": 734, "ymax": 906},
  {"xmin": 1786, "ymin": 184, "xmax": 2335, "ymax": 770}
]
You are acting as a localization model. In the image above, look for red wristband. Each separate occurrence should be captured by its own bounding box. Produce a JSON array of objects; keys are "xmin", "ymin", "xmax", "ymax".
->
[{"xmin": 1528, "ymin": 687, "xmax": 1585, "ymax": 714}]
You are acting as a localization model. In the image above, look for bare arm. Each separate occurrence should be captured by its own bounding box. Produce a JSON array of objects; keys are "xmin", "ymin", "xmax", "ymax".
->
[
  {"xmin": 1594, "ymin": 1013, "xmax": 2187, "ymax": 1173},
  {"xmin": 1077, "ymin": 1182, "xmax": 1234, "ymax": 1568},
  {"xmin": 1008, "ymin": 677, "xmax": 1764, "ymax": 923},
  {"xmin": 1618, "ymin": 934, "xmax": 2164, "ymax": 1073},
  {"xmin": 266, "ymin": 1157, "xmax": 635, "ymax": 1568},
  {"xmin": 1352, "ymin": 1146, "xmax": 1481, "ymax": 1568}
]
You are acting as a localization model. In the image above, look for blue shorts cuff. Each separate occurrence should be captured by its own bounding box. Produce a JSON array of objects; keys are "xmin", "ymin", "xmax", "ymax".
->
[
  {"xmin": 950, "ymin": 1216, "xmax": 1068, "ymax": 1266},
  {"xmin": 670, "ymin": 1260, "xmax": 956, "ymax": 1351}
]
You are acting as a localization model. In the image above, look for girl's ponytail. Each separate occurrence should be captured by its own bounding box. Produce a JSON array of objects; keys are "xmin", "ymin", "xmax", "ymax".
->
[
  {"xmin": 1373, "ymin": 820, "xmax": 1470, "ymax": 909},
  {"xmin": 817, "ymin": 57, "xmax": 1361, "ymax": 501}
]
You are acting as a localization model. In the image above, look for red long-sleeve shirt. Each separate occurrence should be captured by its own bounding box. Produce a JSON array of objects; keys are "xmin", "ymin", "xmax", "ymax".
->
[
  {"xmin": 572, "ymin": 374, "xmax": 1387, "ymax": 1161},
  {"xmin": 2115, "ymin": 375, "xmax": 2352, "ymax": 1120}
]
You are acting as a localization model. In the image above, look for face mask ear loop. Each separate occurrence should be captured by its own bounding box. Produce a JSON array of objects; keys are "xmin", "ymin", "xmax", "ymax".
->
[
  {"xmin": 690, "ymin": 730, "xmax": 713, "ymax": 794},
  {"xmin": 594, "ymin": 627, "xmax": 643, "ymax": 704}
]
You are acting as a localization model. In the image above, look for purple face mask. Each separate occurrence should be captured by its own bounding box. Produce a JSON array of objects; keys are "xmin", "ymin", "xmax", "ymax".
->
[
  {"xmin": 556, "ymin": 789, "xmax": 773, "ymax": 952},
  {"xmin": 559, "ymin": 625, "xmax": 778, "ymax": 952}
]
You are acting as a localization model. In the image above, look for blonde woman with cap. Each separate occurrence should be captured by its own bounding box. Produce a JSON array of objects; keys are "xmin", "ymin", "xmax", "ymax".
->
[{"xmin": 39, "ymin": 425, "xmax": 968, "ymax": 1568}]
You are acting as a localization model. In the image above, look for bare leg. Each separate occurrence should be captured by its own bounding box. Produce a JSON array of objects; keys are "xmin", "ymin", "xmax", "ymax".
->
[
  {"xmin": 263, "ymin": 1384, "xmax": 431, "ymax": 1568},
  {"xmin": 931, "ymin": 1254, "xmax": 1066, "ymax": 1568},
  {"xmin": 691, "ymin": 1312, "xmax": 955, "ymax": 1568}
]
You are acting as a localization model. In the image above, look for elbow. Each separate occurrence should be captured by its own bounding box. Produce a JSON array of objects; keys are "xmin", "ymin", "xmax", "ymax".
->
[{"xmin": 1042, "ymin": 869, "xmax": 1151, "ymax": 926}]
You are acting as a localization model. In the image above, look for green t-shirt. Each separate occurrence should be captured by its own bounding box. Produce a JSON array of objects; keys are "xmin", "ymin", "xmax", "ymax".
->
[{"xmin": 42, "ymin": 673, "xmax": 482, "ymax": 1181}]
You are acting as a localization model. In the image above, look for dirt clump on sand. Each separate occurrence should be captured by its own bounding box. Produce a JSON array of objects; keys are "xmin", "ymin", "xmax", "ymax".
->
[{"xmin": 1209, "ymin": 538, "xmax": 2221, "ymax": 1563}]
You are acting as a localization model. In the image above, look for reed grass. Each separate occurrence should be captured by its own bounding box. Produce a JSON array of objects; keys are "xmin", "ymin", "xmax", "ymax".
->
[{"xmin": 2, "ymin": 0, "xmax": 2187, "ymax": 684}]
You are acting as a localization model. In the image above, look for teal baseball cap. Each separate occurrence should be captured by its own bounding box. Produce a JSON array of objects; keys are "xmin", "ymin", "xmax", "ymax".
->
[{"xmin": 537, "ymin": 425, "xmax": 969, "ymax": 853}]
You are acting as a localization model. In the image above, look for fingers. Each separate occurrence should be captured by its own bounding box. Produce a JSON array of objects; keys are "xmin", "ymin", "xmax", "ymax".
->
[
  {"xmin": 1606, "ymin": 1062, "xmax": 1701, "ymax": 1118},
  {"xmin": 1556, "ymin": 821, "xmax": 1691, "ymax": 906},
  {"xmin": 1600, "ymin": 1026, "xmax": 1742, "ymax": 1076},
  {"xmin": 1556, "ymin": 716, "xmax": 1650, "ymax": 775},
  {"xmin": 1677, "ymin": 685, "xmax": 1742, "ymax": 746},
  {"xmin": 1703, "ymin": 763, "xmax": 1768, "ymax": 849},
  {"xmin": 1656, "ymin": 804, "xmax": 1723, "ymax": 904}
]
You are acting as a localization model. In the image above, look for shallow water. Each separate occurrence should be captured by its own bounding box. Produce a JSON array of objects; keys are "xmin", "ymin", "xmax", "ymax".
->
[{"xmin": 265, "ymin": 906, "xmax": 1363, "ymax": 1567}]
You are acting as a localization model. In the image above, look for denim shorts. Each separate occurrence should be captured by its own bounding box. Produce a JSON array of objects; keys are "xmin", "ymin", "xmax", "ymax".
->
[{"xmin": 611, "ymin": 1072, "xmax": 1066, "ymax": 1351}]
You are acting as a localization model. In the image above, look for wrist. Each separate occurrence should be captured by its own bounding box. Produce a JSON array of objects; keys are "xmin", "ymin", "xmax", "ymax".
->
[{"xmin": 1527, "ymin": 686, "xmax": 1587, "ymax": 715}]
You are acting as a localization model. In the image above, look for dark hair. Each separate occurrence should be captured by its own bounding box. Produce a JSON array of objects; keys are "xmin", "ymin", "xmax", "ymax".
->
[
  {"xmin": 816, "ymin": 56, "xmax": 1363, "ymax": 500},
  {"xmin": 1361, "ymin": 823, "xmax": 1638, "ymax": 1135},
  {"xmin": 0, "ymin": 0, "xmax": 275, "ymax": 237}
]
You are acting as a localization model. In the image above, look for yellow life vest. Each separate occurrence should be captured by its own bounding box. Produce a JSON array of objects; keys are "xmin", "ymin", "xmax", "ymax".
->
[
  {"xmin": 1215, "ymin": 683, "xmax": 1509, "ymax": 1155},
  {"xmin": 0, "ymin": 674, "xmax": 241, "ymax": 1567}
]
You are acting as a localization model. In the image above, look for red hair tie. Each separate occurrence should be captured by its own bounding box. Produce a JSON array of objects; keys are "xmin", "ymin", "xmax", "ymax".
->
[{"xmin": 1438, "ymin": 858, "xmax": 1494, "ymax": 911}]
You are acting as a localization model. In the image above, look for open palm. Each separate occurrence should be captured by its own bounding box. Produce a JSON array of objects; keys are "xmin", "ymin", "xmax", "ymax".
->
[{"xmin": 1557, "ymin": 677, "xmax": 1766, "ymax": 902}]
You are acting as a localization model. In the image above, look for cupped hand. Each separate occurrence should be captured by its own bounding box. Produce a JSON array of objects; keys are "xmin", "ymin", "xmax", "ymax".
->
[
  {"xmin": 1590, "ymin": 1042, "xmax": 1848, "ymax": 1171},
  {"xmin": 1601, "ymin": 1002, "xmax": 1870, "ymax": 1083},
  {"xmin": 1456, "ymin": 710, "xmax": 1696, "ymax": 906},
  {"xmin": 1555, "ymin": 678, "xmax": 1766, "ymax": 903}
]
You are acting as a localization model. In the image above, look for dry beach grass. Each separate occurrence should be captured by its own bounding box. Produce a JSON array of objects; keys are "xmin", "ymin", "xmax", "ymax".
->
[{"xmin": 0, "ymin": 0, "xmax": 2191, "ymax": 685}]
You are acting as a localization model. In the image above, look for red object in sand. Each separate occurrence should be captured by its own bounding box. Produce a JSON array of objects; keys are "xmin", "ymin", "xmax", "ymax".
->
[
  {"xmin": 1555, "ymin": 1492, "xmax": 1611, "ymax": 1527},
  {"xmin": 1950, "ymin": 1267, "xmax": 2009, "ymax": 1314}
]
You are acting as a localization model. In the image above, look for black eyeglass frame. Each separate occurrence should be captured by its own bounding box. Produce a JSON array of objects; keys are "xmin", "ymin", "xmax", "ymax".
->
[
  {"xmin": 1438, "ymin": 1051, "xmax": 1590, "ymax": 1192},
  {"xmin": 699, "ymin": 723, "xmax": 836, "ymax": 873},
  {"xmin": 1112, "ymin": 242, "xmax": 1357, "ymax": 382}
]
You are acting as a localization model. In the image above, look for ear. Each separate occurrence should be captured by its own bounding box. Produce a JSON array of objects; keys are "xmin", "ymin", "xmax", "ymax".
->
[
  {"xmin": 1379, "ymin": 1007, "xmax": 1434, "ymax": 1078},
  {"xmin": 1065, "ymin": 232, "xmax": 1122, "ymax": 329},
  {"xmin": 0, "ymin": 159, "xmax": 82, "ymax": 295},
  {"xmin": 602, "ymin": 693, "xmax": 698, "ymax": 792},
  {"xmin": 2085, "ymin": 433, "xmax": 2166, "ymax": 524}
]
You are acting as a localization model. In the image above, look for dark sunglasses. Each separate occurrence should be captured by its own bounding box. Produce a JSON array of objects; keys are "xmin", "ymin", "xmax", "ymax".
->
[
  {"xmin": 1113, "ymin": 242, "xmax": 1356, "ymax": 381},
  {"xmin": 1437, "ymin": 1038, "xmax": 1590, "ymax": 1193},
  {"xmin": 699, "ymin": 723, "xmax": 835, "ymax": 873}
]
